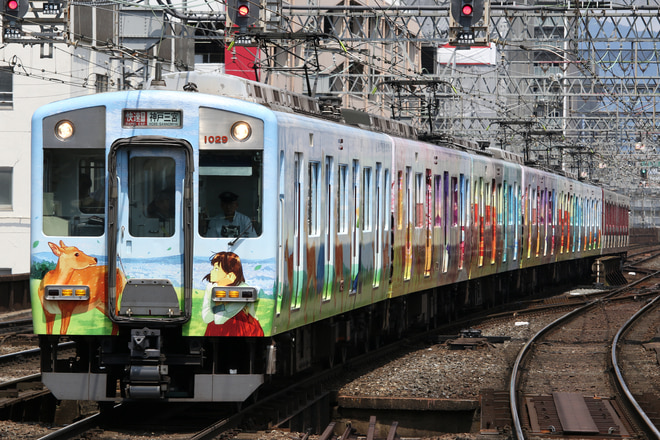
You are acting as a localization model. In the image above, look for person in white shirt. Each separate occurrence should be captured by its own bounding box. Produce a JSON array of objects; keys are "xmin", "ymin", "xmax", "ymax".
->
[{"xmin": 207, "ymin": 191, "xmax": 257, "ymax": 238}]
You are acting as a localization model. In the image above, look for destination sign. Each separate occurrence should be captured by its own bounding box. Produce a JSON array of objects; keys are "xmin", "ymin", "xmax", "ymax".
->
[{"xmin": 123, "ymin": 110, "xmax": 182, "ymax": 128}]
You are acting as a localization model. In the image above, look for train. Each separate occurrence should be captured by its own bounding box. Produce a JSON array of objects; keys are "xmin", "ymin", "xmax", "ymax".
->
[{"xmin": 30, "ymin": 71, "xmax": 629, "ymax": 402}]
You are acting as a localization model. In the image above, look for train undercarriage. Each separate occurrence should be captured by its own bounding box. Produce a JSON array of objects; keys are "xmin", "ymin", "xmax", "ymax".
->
[{"xmin": 39, "ymin": 257, "xmax": 610, "ymax": 403}]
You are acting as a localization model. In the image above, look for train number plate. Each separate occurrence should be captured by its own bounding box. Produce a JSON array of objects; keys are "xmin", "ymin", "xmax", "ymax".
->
[{"xmin": 123, "ymin": 110, "xmax": 182, "ymax": 128}]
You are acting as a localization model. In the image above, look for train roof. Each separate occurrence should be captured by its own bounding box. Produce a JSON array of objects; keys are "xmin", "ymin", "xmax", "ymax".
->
[
  {"xmin": 145, "ymin": 72, "xmax": 620, "ymax": 189},
  {"xmin": 149, "ymin": 71, "xmax": 416, "ymax": 139}
]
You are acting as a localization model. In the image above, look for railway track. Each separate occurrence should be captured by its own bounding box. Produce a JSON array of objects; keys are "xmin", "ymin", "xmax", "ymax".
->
[
  {"xmin": 0, "ymin": 347, "xmax": 52, "ymax": 424},
  {"xmin": 613, "ymin": 294, "xmax": 660, "ymax": 438},
  {"xmin": 510, "ymin": 271, "xmax": 660, "ymax": 439},
  {"xmin": 0, "ymin": 316, "xmax": 33, "ymax": 335},
  {"xmin": 0, "ymin": 347, "xmax": 41, "ymax": 381},
  {"xmin": 10, "ymin": 283, "xmax": 657, "ymax": 439}
]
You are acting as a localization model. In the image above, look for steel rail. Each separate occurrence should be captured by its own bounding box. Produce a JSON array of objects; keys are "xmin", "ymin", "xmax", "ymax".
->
[
  {"xmin": 611, "ymin": 294, "xmax": 660, "ymax": 439},
  {"xmin": 508, "ymin": 301, "xmax": 589, "ymax": 439},
  {"xmin": 36, "ymin": 411, "xmax": 103, "ymax": 440},
  {"xmin": 508, "ymin": 270, "xmax": 660, "ymax": 439}
]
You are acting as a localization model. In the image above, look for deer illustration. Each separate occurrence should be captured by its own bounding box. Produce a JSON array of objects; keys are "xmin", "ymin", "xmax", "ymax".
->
[{"xmin": 38, "ymin": 241, "xmax": 125, "ymax": 335}]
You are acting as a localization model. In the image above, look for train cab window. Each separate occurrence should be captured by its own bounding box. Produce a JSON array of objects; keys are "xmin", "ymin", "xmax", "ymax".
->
[
  {"xmin": 199, "ymin": 150, "xmax": 262, "ymax": 238},
  {"xmin": 43, "ymin": 149, "xmax": 105, "ymax": 237}
]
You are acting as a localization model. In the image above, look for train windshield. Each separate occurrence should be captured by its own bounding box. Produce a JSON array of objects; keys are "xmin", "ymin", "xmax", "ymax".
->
[
  {"xmin": 128, "ymin": 156, "xmax": 176, "ymax": 237},
  {"xmin": 199, "ymin": 150, "xmax": 262, "ymax": 238},
  {"xmin": 42, "ymin": 149, "xmax": 105, "ymax": 237}
]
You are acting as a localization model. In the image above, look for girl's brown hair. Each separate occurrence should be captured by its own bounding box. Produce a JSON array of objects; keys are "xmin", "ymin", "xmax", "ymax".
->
[{"xmin": 202, "ymin": 251, "xmax": 246, "ymax": 286}]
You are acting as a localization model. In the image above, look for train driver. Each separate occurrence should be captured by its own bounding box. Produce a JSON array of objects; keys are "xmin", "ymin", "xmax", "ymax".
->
[{"xmin": 206, "ymin": 191, "xmax": 257, "ymax": 238}]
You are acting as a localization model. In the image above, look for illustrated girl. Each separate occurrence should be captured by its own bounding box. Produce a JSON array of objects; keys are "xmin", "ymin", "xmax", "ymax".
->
[{"xmin": 201, "ymin": 251, "xmax": 263, "ymax": 337}]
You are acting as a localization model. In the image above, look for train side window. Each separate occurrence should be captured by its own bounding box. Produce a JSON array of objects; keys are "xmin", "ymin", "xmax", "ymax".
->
[
  {"xmin": 503, "ymin": 182, "xmax": 509, "ymax": 263},
  {"xmin": 498, "ymin": 183, "xmax": 504, "ymax": 227},
  {"xmin": 485, "ymin": 181, "xmax": 491, "ymax": 229},
  {"xmin": 404, "ymin": 167, "xmax": 413, "ymax": 281},
  {"xmin": 351, "ymin": 160, "xmax": 362, "ymax": 290},
  {"xmin": 565, "ymin": 192, "xmax": 570, "ymax": 254},
  {"xmin": 570, "ymin": 194, "xmax": 576, "ymax": 253},
  {"xmin": 424, "ymin": 169, "xmax": 433, "ymax": 276},
  {"xmin": 525, "ymin": 185, "xmax": 531, "ymax": 259},
  {"xmin": 533, "ymin": 187, "xmax": 538, "ymax": 226},
  {"xmin": 442, "ymin": 172, "xmax": 449, "ymax": 273},
  {"xmin": 43, "ymin": 148, "xmax": 105, "ymax": 237},
  {"xmin": 586, "ymin": 199, "xmax": 591, "ymax": 246},
  {"xmin": 384, "ymin": 167, "xmax": 392, "ymax": 283},
  {"xmin": 338, "ymin": 164, "xmax": 348, "ymax": 234},
  {"xmin": 513, "ymin": 183, "xmax": 520, "ymax": 261},
  {"xmin": 374, "ymin": 163, "xmax": 384, "ymax": 287},
  {"xmin": 564, "ymin": 193, "xmax": 568, "ymax": 252},
  {"xmin": 452, "ymin": 177, "xmax": 459, "ymax": 228},
  {"xmin": 578, "ymin": 196, "xmax": 584, "ymax": 251},
  {"xmin": 397, "ymin": 170, "xmax": 404, "ymax": 230},
  {"xmin": 555, "ymin": 191, "xmax": 564, "ymax": 254},
  {"xmin": 199, "ymin": 150, "xmax": 262, "ymax": 238},
  {"xmin": 459, "ymin": 174, "xmax": 467, "ymax": 270},
  {"xmin": 548, "ymin": 190, "xmax": 554, "ymax": 256},
  {"xmin": 277, "ymin": 150, "xmax": 285, "ymax": 315},
  {"xmin": 588, "ymin": 198, "xmax": 591, "ymax": 250},
  {"xmin": 363, "ymin": 167, "xmax": 373, "ymax": 232},
  {"xmin": 308, "ymin": 161, "xmax": 321, "ymax": 237},
  {"xmin": 578, "ymin": 197, "xmax": 587, "ymax": 250},
  {"xmin": 292, "ymin": 152, "xmax": 304, "ymax": 309},
  {"xmin": 323, "ymin": 156, "xmax": 335, "ymax": 300},
  {"xmin": 434, "ymin": 175, "xmax": 442, "ymax": 228},
  {"xmin": 415, "ymin": 172, "xmax": 424, "ymax": 228},
  {"xmin": 491, "ymin": 181, "xmax": 498, "ymax": 265},
  {"xmin": 477, "ymin": 177, "xmax": 484, "ymax": 267},
  {"xmin": 384, "ymin": 168, "xmax": 391, "ymax": 233},
  {"xmin": 595, "ymin": 198, "xmax": 600, "ymax": 248},
  {"xmin": 596, "ymin": 199, "xmax": 602, "ymax": 248}
]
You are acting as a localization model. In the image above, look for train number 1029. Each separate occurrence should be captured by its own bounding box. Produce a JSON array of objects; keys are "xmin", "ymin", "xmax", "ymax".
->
[{"xmin": 203, "ymin": 135, "xmax": 229, "ymax": 144}]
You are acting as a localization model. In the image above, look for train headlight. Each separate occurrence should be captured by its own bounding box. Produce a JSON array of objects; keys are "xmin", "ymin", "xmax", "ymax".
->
[
  {"xmin": 45, "ymin": 285, "xmax": 90, "ymax": 301},
  {"xmin": 231, "ymin": 121, "xmax": 251, "ymax": 142},
  {"xmin": 55, "ymin": 120, "xmax": 75, "ymax": 140},
  {"xmin": 211, "ymin": 286, "xmax": 257, "ymax": 302}
]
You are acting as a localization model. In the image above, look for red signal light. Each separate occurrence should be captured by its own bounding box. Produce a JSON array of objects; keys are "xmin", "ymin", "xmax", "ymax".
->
[
  {"xmin": 237, "ymin": 4, "xmax": 249, "ymax": 16},
  {"xmin": 7, "ymin": 0, "xmax": 19, "ymax": 10},
  {"xmin": 461, "ymin": 3, "xmax": 473, "ymax": 15}
]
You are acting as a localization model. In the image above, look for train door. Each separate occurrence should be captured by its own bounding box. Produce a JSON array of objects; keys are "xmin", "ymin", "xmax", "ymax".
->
[{"xmin": 107, "ymin": 137, "xmax": 193, "ymax": 323}]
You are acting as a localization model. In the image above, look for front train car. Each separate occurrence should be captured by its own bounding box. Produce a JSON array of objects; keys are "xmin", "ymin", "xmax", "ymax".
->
[{"xmin": 30, "ymin": 89, "xmax": 278, "ymax": 401}]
